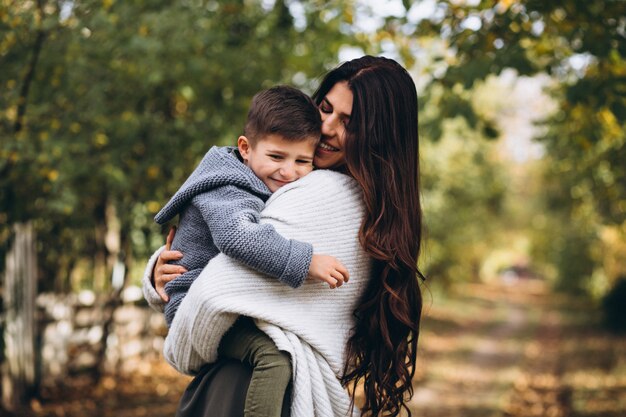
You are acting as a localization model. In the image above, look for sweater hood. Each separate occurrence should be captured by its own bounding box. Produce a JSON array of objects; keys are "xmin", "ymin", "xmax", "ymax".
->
[{"xmin": 155, "ymin": 146, "xmax": 271, "ymax": 224}]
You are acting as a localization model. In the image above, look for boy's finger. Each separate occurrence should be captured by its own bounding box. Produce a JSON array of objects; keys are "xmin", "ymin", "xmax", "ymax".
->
[
  {"xmin": 323, "ymin": 276, "xmax": 337, "ymax": 289},
  {"xmin": 330, "ymin": 271, "xmax": 344, "ymax": 287},
  {"xmin": 336, "ymin": 264, "xmax": 350, "ymax": 282}
]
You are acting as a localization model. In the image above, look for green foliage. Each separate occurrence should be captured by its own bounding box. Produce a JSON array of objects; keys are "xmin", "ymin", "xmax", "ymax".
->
[
  {"xmin": 421, "ymin": 117, "xmax": 507, "ymax": 284},
  {"xmin": 403, "ymin": 0, "xmax": 626, "ymax": 294},
  {"xmin": 3, "ymin": 0, "xmax": 623, "ymax": 298},
  {"xmin": 0, "ymin": 0, "xmax": 354, "ymax": 291}
]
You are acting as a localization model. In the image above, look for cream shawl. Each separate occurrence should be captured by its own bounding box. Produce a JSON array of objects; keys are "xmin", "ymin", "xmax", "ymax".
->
[{"xmin": 143, "ymin": 170, "xmax": 371, "ymax": 416}]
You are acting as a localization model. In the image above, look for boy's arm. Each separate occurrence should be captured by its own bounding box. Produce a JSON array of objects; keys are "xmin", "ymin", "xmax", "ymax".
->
[{"xmin": 193, "ymin": 185, "xmax": 312, "ymax": 288}]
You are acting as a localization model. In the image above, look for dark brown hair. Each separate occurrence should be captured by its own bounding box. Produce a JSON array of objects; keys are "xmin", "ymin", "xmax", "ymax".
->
[
  {"xmin": 314, "ymin": 56, "xmax": 425, "ymax": 416},
  {"xmin": 244, "ymin": 85, "xmax": 321, "ymax": 146}
]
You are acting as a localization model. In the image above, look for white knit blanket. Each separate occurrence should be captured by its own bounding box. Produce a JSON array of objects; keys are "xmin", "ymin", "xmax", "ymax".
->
[{"xmin": 144, "ymin": 170, "xmax": 371, "ymax": 417}]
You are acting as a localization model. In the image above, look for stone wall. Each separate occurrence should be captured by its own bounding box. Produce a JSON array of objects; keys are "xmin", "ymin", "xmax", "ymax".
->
[{"xmin": 36, "ymin": 286, "xmax": 167, "ymax": 386}]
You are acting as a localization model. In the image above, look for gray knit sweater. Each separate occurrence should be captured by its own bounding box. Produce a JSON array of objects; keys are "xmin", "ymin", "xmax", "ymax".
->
[{"xmin": 155, "ymin": 146, "xmax": 313, "ymax": 326}]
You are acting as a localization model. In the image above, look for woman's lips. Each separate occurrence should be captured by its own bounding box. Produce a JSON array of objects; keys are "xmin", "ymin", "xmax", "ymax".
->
[{"xmin": 317, "ymin": 142, "xmax": 339, "ymax": 152}]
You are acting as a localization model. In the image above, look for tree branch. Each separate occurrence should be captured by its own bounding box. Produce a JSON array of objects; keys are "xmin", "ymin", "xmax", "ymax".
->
[{"xmin": 14, "ymin": 0, "xmax": 47, "ymax": 134}]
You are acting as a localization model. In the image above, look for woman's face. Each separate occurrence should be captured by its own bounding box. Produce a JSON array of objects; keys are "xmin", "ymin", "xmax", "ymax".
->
[{"xmin": 314, "ymin": 81, "xmax": 353, "ymax": 170}]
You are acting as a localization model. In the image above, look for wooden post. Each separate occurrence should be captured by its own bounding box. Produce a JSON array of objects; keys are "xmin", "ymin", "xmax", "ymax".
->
[{"xmin": 2, "ymin": 222, "xmax": 37, "ymax": 412}]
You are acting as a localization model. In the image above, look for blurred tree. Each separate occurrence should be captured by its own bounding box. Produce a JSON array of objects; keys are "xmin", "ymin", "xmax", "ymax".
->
[
  {"xmin": 420, "ymin": 115, "xmax": 507, "ymax": 284},
  {"xmin": 5, "ymin": 0, "xmax": 623, "ymax": 297},
  {"xmin": 380, "ymin": 0, "xmax": 626, "ymax": 292},
  {"xmin": 0, "ymin": 0, "xmax": 358, "ymax": 292}
]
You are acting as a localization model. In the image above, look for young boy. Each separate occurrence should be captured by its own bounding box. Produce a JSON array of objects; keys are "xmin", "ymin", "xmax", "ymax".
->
[{"xmin": 154, "ymin": 85, "xmax": 348, "ymax": 417}]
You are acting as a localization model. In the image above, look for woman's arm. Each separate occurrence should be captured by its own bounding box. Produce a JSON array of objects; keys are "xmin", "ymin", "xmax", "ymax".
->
[{"xmin": 142, "ymin": 228, "xmax": 188, "ymax": 311}]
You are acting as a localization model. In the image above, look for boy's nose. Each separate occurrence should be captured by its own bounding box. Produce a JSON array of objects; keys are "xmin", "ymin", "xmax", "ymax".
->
[{"xmin": 279, "ymin": 164, "xmax": 296, "ymax": 179}]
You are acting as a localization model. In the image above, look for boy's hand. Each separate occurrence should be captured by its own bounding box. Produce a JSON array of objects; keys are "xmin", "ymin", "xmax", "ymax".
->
[{"xmin": 308, "ymin": 254, "xmax": 349, "ymax": 289}]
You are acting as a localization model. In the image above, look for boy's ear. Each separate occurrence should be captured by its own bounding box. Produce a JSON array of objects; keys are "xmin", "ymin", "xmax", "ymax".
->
[{"xmin": 237, "ymin": 136, "xmax": 251, "ymax": 161}]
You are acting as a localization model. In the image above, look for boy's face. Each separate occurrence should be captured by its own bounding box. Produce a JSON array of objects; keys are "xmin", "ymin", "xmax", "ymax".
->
[{"xmin": 238, "ymin": 134, "xmax": 317, "ymax": 192}]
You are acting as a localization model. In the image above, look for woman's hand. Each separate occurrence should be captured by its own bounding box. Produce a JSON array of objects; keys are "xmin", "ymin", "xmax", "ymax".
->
[
  {"xmin": 153, "ymin": 227, "xmax": 187, "ymax": 302},
  {"xmin": 307, "ymin": 254, "xmax": 349, "ymax": 289}
]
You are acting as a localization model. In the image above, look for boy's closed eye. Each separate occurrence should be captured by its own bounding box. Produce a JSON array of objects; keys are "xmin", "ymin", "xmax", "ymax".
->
[{"xmin": 268, "ymin": 154, "xmax": 284, "ymax": 160}]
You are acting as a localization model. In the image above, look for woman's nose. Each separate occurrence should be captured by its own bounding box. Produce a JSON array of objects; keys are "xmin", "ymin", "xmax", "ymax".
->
[{"xmin": 321, "ymin": 113, "xmax": 337, "ymax": 138}]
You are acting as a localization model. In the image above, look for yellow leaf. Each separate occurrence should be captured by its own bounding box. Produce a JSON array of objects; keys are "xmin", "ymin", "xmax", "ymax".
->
[
  {"xmin": 94, "ymin": 133, "xmax": 108, "ymax": 147},
  {"xmin": 147, "ymin": 201, "xmax": 161, "ymax": 213},
  {"xmin": 147, "ymin": 166, "xmax": 159, "ymax": 179},
  {"xmin": 343, "ymin": 7, "xmax": 353, "ymax": 25},
  {"xmin": 5, "ymin": 105, "xmax": 16, "ymax": 122},
  {"xmin": 598, "ymin": 107, "xmax": 618, "ymax": 128}
]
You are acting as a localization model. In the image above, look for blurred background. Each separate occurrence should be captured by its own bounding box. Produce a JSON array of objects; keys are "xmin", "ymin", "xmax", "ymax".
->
[{"xmin": 1, "ymin": 0, "xmax": 625, "ymax": 416}]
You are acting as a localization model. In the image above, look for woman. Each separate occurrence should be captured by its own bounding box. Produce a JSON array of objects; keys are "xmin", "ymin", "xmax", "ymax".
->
[{"xmin": 143, "ymin": 55, "xmax": 425, "ymax": 416}]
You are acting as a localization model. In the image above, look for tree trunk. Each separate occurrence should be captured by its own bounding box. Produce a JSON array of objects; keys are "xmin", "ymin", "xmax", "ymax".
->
[{"xmin": 1, "ymin": 223, "xmax": 38, "ymax": 413}]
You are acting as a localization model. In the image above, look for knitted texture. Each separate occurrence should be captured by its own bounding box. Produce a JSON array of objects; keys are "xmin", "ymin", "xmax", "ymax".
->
[
  {"xmin": 154, "ymin": 146, "xmax": 313, "ymax": 326},
  {"xmin": 163, "ymin": 170, "xmax": 371, "ymax": 417}
]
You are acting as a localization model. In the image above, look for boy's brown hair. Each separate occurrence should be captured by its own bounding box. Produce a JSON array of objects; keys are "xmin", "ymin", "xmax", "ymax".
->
[{"xmin": 244, "ymin": 85, "xmax": 321, "ymax": 145}]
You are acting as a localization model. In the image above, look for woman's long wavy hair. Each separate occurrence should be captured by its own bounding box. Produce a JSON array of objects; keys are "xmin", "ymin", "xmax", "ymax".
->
[{"xmin": 314, "ymin": 56, "xmax": 425, "ymax": 416}]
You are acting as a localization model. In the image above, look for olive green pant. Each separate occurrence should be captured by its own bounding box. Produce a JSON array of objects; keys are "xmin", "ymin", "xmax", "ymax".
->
[{"xmin": 218, "ymin": 317, "xmax": 292, "ymax": 417}]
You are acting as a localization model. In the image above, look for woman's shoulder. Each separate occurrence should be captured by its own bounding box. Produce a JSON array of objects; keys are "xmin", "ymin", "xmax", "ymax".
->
[
  {"xmin": 266, "ymin": 170, "xmax": 362, "ymax": 210},
  {"xmin": 286, "ymin": 169, "xmax": 359, "ymax": 194}
]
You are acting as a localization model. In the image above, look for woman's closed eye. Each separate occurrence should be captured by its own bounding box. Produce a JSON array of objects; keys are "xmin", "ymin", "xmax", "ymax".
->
[
  {"xmin": 319, "ymin": 101, "xmax": 332, "ymax": 114},
  {"xmin": 320, "ymin": 98, "xmax": 349, "ymax": 127}
]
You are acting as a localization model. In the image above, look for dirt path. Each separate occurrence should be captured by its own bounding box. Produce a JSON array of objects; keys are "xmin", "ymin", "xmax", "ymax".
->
[
  {"xmin": 409, "ymin": 281, "xmax": 626, "ymax": 417},
  {"xmin": 17, "ymin": 361, "xmax": 192, "ymax": 417},
  {"xmin": 12, "ymin": 280, "xmax": 626, "ymax": 417}
]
